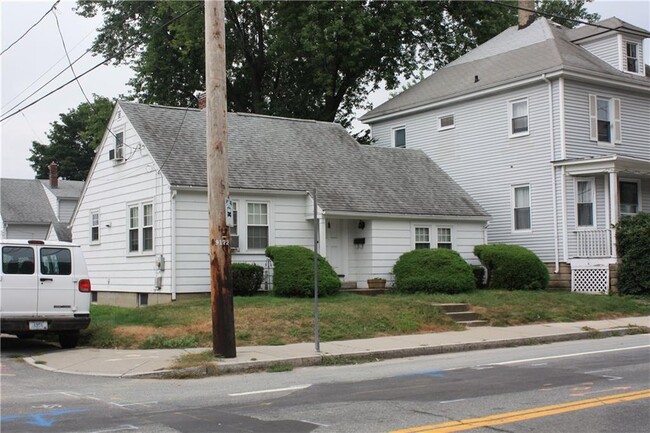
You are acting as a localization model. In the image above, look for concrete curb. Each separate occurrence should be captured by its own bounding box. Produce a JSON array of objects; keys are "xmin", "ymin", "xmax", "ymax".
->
[{"xmin": 132, "ymin": 325, "xmax": 648, "ymax": 379}]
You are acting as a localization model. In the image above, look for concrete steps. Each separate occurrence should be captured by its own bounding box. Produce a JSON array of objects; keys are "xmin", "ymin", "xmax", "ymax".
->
[{"xmin": 432, "ymin": 303, "xmax": 489, "ymax": 327}]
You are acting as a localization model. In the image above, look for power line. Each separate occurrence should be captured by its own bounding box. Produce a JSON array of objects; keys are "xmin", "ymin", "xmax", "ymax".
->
[
  {"xmin": 1, "ymin": 0, "xmax": 61, "ymax": 56},
  {"xmin": 53, "ymin": 7, "xmax": 92, "ymax": 106},
  {"xmin": 0, "ymin": 2, "xmax": 202, "ymax": 123}
]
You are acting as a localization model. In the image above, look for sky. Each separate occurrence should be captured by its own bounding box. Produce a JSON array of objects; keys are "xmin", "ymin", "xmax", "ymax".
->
[{"xmin": 1, "ymin": 0, "xmax": 649, "ymax": 180}]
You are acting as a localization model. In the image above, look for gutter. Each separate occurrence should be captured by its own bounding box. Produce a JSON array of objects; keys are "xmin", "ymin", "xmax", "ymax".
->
[
  {"xmin": 542, "ymin": 73, "xmax": 560, "ymax": 274},
  {"xmin": 171, "ymin": 189, "xmax": 177, "ymax": 301},
  {"xmin": 322, "ymin": 210, "xmax": 490, "ymax": 222}
]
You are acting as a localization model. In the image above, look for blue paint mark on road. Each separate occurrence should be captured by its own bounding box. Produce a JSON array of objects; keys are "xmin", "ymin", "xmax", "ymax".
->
[
  {"xmin": 398, "ymin": 369, "xmax": 447, "ymax": 378},
  {"xmin": 1, "ymin": 408, "xmax": 87, "ymax": 427}
]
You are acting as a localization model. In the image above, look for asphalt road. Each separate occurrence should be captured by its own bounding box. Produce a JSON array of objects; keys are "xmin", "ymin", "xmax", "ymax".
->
[{"xmin": 1, "ymin": 334, "xmax": 649, "ymax": 433}]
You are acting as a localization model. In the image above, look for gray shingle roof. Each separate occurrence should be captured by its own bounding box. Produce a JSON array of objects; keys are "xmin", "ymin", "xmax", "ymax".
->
[
  {"xmin": 361, "ymin": 18, "xmax": 649, "ymax": 122},
  {"xmin": 118, "ymin": 102, "xmax": 488, "ymax": 218},
  {"xmin": 51, "ymin": 222, "xmax": 72, "ymax": 242},
  {"xmin": 566, "ymin": 17, "xmax": 650, "ymax": 42},
  {"xmin": 0, "ymin": 178, "xmax": 57, "ymax": 223},
  {"xmin": 40, "ymin": 179, "xmax": 84, "ymax": 199}
]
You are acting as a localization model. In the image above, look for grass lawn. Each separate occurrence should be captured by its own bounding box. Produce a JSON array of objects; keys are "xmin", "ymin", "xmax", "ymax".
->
[{"xmin": 80, "ymin": 291, "xmax": 650, "ymax": 349}]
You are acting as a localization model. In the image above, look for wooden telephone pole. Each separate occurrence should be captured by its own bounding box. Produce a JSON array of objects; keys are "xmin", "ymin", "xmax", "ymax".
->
[{"xmin": 205, "ymin": 0, "xmax": 236, "ymax": 358}]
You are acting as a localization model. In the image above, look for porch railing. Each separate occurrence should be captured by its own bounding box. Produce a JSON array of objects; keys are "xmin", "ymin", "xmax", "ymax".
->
[{"xmin": 575, "ymin": 229, "xmax": 613, "ymax": 258}]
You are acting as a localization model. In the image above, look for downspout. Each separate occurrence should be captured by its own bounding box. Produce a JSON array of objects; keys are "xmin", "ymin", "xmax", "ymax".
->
[
  {"xmin": 559, "ymin": 77, "xmax": 569, "ymax": 261},
  {"xmin": 170, "ymin": 189, "xmax": 177, "ymax": 301},
  {"xmin": 543, "ymin": 74, "xmax": 560, "ymax": 274}
]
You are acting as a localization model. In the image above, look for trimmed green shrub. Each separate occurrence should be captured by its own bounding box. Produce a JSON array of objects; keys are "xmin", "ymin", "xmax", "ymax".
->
[
  {"xmin": 232, "ymin": 263, "xmax": 264, "ymax": 296},
  {"xmin": 472, "ymin": 265, "xmax": 487, "ymax": 289},
  {"xmin": 392, "ymin": 248, "xmax": 475, "ymax": 294},
  {"xmin": 474, "ymin": 244, "xmax": 549, "ymax": 290},
  {"xmin": 265, "ymin": 246, "xmax": 340, "ymax": 297},
  {"xmin": 616, "ymin": 212, "xmax": 650, "ymax": 295}
]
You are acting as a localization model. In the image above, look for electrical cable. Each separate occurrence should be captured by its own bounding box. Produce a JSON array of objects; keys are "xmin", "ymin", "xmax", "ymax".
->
[
  {"xmin": 0, "ymin": 0, "xmax": 61, "ymax": 56},
  {"xmin": 53, "ymin": 8, "xmax": 92, "ymax": 106}
]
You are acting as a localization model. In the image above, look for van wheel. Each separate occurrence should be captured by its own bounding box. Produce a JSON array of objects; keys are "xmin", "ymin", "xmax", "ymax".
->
[{"xmin": 59, "ymin": 331, "xmax": 80, "ymax": 349}]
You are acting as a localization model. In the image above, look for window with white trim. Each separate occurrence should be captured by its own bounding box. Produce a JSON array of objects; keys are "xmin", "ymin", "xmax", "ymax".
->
[
  {"xmin": 231, "ymin": 201, "xmax": 239, "ymax": 249},
  {"xmin": 619, "ymin": 180, "xmax": 640, "ymax": 216},
  {"xmin": 414, "ymin": 227, "xmax": 430, "ymax": 249},
  {"xmin": 513, "ymin": 185, "xmax": 531, "ymax": 231},
  {"xmin": 393, "ymin": 127, "xmax": 406, "ymax": 148},
  {"xmin": 247, "ymin": 202, "xmax": 268, "ymax": 249},
  {"xmin": 438, "ymin": 114, "xmax": 455, "ymax": 131},
  {"xmin": 437, "ymin": 227, "xmax": 452, "ymax": 249},
  {"xmin": 127, "ymin": 202, "xmax": 153, "ymax": 254},
  {"xmin": 115, "ymin": 131, "xmax": 124, "ymax": 159},
  {"xmin": 90, "ymin": 210, "xmax": 100, "ymax": 244},
  {"xmin": 508, "ymin": 99, "xmax": 528, "ymax": 137},
  {"xmin": 625, "ymin": 42, "xmax": 638, "ymax": 73},
  {"xmin": 576, "ymin": 179, "xmax": 595, "ymax": 227},
  {"xmin": 589, "ymin": 95, "xmax": 621, "ymax": 144}
]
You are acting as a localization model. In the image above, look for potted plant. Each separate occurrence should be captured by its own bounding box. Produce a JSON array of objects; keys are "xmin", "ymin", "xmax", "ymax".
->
[{"xmin": 367, "ymin": 277, "xmax": 387, "ymax": 289}]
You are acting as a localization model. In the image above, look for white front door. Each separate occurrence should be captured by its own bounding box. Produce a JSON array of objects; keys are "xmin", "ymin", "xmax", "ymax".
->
[{"xmin": 326, "ymin": 219, "xmax": 345, "ymax": 276}]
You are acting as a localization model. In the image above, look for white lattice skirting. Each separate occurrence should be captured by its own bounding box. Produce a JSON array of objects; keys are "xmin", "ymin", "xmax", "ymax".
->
[{"xmin": 571, "ymin": 267, "xmax": 610, "ymax": 294}]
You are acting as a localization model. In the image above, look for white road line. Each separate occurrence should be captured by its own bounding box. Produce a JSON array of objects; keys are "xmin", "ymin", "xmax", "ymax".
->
[
  {"xmin": 301, "ymin": 420, "xmax": 330, "ymax": 427},
  {"xmin": 492, "ymin": 345, "xmax": 650, "ymax": 365},
  {"xmin": 440, "ymin": 399, "xmax": 466, "ymax": 404},
  {"xmin": 109, "ymin": 401, "xmax": 158, "ymax": 408},
  {"xmin": 89, "ymin": 425, "xmax": 139, "ymax": 433},
  {"xmin": 228, "ymin": 384, "xmax": 311, "ymax": 397}
]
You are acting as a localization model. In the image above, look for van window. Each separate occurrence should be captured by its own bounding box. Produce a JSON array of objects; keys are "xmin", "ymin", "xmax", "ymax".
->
[
  {"xmin": 2, "ymin": 247, "xmax": 35, "ymax": 274},
  {"xmin": 40, "ymin": 248, "xmax": 72, "ymax": 275}
]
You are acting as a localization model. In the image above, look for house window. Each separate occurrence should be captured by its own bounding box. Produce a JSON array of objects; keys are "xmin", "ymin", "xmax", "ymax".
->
[
  {"xmin": 247, "ymin": 202, "xmax": 268, "ymax": 249},
  {"xmin": 414, "ymin": 227, "xmax": 430, "ymax": 249},
  {"xmin": 115, "ymin": 131, "xmax": 124, "ymax": 159},
  {"xmin": 230, "ymin": 201, "xmax": 239, "ymax": 249},
  {"xmin": 589, "ymin": 95, "xmax": 621, "ymax": 144},
  {"xmin": 439, "ymin": 114, "xmax": 455, "ymax": 131},
  {"xmin": 626, "ymin": 42, "xmax": 638, "ymax": 73},
  {"xmin": 393, "ymin": 127, "xmax": 406, "ymax": 148},
  {"xmin": 576, "ymin": 179, "xmax": 595, "ymax": 227},
  {"xmin": 437, "ymin": 227, "xmax": 452, "ymax": 249},
  {"xmin": 509, "ymin": 99, "xmax": 528, "ymax": 136},
  {"xmin": 513, "ymin": 185, "xmax": 531, "ymax": 231},
  {"xmin": 90, "ymin": 211, "xmax": 100, "ymax": 243},
  {"xmin": 620, "ymin": 181, "xmax": 640, "ymax": 216},
  {"xmin": 128, "ymin": 202, "xmax": 153, "ymax": 254}
]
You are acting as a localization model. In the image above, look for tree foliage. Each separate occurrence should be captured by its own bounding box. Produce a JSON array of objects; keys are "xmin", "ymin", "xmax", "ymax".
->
[
  {"xmin": 76, "ymin": 0, "xmax": 599, "ymax": 126},
  {"xmin": 29, "ymin": 96, "xmax": 114, "ymax": 180}
]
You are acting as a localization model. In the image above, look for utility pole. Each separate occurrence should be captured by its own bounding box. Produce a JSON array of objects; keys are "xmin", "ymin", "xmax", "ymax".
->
[{"xmin": 205, "ymin": 0, "xmax": 236, "ymax": 358}]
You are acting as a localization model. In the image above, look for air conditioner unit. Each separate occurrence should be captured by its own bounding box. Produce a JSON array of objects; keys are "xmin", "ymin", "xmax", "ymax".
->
[
  {"xmin": 114, "ymin": 146, "xmax": 124, "ymax": 161},
  {"xmin": 230, "ymin": 235, "xmax": 239, "ymax": 250}
]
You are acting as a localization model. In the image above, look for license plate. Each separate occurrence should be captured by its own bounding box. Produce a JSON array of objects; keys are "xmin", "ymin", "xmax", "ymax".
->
[{"xmin": 29, "ymin": 321, "xmax": 48, "ymax": 331}]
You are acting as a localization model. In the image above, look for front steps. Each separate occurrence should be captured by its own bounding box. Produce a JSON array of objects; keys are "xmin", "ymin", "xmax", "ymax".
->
[{"xmin": 433, "ymin": 303, "xmax": 489, "ymax": 327}]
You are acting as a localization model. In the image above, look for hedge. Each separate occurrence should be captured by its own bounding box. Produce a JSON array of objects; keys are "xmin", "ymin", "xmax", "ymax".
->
[
  {"xmin": 392, "ymin": 248, "xmax": 475, "ymax": 294},
  {"xmin": 265, "ymin": 245, "xmax": 340, "ymax": 297},
  {"xmin": 232, "ymin": 263, "xmax": 264, "ymax": 296},
  {"xmin": 473, "ymin": 244, "xmax": 549, "ymax": 290},
  {"xmin": 616, "ymin": 212, "xmax": 650, "ymax": 295}
]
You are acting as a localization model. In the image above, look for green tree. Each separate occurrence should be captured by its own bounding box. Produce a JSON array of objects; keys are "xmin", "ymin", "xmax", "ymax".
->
[
  {"xmin": 76, "ymin": 1, "xmax": 598, "ymax": 125},
  {"xmin": 28, "ymin": 96, "xmax": 114, "ymax": 180}
]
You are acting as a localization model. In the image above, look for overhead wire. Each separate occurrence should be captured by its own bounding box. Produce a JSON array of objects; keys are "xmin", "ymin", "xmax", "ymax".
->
[{"xmin": 0, "ymin": 0, "xmax": 61, "ymax": 56}]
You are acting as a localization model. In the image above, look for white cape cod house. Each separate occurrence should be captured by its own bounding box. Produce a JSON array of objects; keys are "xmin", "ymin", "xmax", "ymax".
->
[
  {"xmin": 71, "ymin": 102, "xmax": 488, "ymax": 307},
  {"xmin": 361, "ymin": 16, "xmax": 650, "ymax": 294}
]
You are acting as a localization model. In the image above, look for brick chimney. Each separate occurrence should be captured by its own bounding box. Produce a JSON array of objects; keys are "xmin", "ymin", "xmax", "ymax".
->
[
  {"xmin": 48, "ymin": 161, "xmax": 59, "ymax": 188},
  {"xmin": 197, "ymin": 92, "xmax": 207, "ymax": 110},
  {"xmin": 518, "ymin": 0, "xmax": 536, "ymax": 30}
]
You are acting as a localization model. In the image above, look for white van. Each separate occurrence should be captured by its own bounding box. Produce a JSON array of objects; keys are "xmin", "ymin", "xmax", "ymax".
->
[{"xmin": 0, "ymin": 240, "xmax": 91, "ymax": 348}]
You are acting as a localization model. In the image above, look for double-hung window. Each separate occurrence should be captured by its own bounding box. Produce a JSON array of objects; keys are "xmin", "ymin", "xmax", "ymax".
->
[
  {"xmin": 230, "ymin": 201, "xmax": 239, "ymax": 249},
  {"xmin": 414, "ymin": 227, "xmax": 430, "ymax": 249},
  {"xmin": 115, "ymin": 131, "xmax": 124, "ymax": 159},
  {"xmin": 509, "ymin": 99, "xmax": 529, "ymax": 137},
  {"xmin": 247, "ymin": 202, "xmax": 268, "ymax": 249},
  {"xmin": 128, "ymin": 202, "xmax": 153, "ymax": 254},
  {"xmin": 90, "ymin": 210, "xmax": 100, "ymax": 244},
  {"xmin": 589, "ymin": 95, "xmax": 621, "ymax": 144},
  {"xmin": 437, "ymin": 227, "xmax": 452, "ymax": 249},
  {"xmin": 626, "ymin": 42, "xmax": 638, "ymax": 73},
  {"xmin": 513, "ymin": 185, "xmax": 531, "ymax": 231},
  {"xmin": 619, "ymin": 180, "xmax": 640, "ymax": 216},
  {"xmin": 393, "ymin": 127, "xmax": 406, "ymax": 148},
  {"xmin": 576, "ymin": 179, "xmax": 595, "ymax": 227}
]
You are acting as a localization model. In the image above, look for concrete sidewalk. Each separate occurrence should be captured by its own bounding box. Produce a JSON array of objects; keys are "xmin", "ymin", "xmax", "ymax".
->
[{"xmin": 25, "ymin": 316, "xmax": 650, "ymax": 378}]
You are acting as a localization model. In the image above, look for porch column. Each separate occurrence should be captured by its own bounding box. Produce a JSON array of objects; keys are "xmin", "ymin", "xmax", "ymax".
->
[{"xmin": 608, "ymin": 171, "xmax": 618, "ymax": 258}]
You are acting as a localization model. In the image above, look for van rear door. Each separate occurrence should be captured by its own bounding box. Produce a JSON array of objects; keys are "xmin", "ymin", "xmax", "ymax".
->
[
  {"xmin": 37, "ymin": 246, "xmax": 76, "ymax": 318},
  {"xmin": 1, "ymin": 245, "xmax": 38, "ymax": 317}
]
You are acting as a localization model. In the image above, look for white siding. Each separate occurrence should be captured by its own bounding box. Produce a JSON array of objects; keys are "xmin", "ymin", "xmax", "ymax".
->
[
  {"xmin": 59, "ymin": 199, "xmax": 77, "ymax": 223},
  {"xmin": 6, "ymin": 224, "xmax": 49, "ymax": 239},
  {"xmin": 71, "ymin": 111, "xmax": 172, "ymax": 294},
  {"xmin": 370, "ymin": 81, "xmax": 559, "ymax": 261},
  {"xmin": 564, "ymin": 80, "xmax": 650, "ymax": 160},
  {"xmin": 579, "ymin": 34, "xmax": 620, "ymax": 70}
]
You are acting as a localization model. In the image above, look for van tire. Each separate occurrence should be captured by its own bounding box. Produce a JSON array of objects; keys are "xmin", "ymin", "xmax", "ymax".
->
[{"xmin": 59, "ymin": 331, "xmax": 80, "ymax": 349}]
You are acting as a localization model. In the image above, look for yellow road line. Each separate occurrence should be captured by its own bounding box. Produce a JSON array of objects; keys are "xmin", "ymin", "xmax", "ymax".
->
[{"xmin": 391, "ymin": 389, "xmax": 650, "ymax": 433}]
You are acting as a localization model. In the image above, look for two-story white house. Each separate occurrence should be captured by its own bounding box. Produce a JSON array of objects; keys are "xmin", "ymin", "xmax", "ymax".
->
[
  {"xmin": 71, "ymin": 101, "xmax": 489, "ymax": 307},
  {"xmin": 360, "ymin": 16, "xmax": 650, "ymax": 294}
]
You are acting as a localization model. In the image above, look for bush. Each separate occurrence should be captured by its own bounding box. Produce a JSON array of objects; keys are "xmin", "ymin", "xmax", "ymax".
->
[
  {"xmin": 616, "ymin": 212, "xmax": 650, "ymax": 295},
  {"xmin": 265, "ymin": 246, "xmax": 340, "ymax": 297},
  {"xmin": 232, "ymin": 263, "xmax": 264, "ymax": 296},
  {"xmin": 474, "ymin": 244, "xmax": 549, "ymax": 290},
  {"xmin": 392, "ymin": 249, "xmax": 475, "ymax": 294},
  {"xmin": 472, "ymin": 265, "xmax": 487, "ymax": 289}
]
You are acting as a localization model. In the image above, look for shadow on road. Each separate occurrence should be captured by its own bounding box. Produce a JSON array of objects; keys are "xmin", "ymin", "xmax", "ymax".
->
[{"xmin": 1, "ymin": 334, "xmax": 61, "ymax": 356}]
